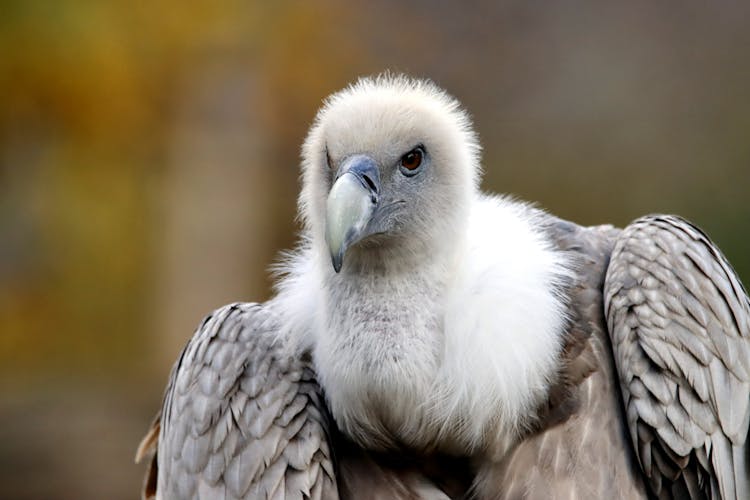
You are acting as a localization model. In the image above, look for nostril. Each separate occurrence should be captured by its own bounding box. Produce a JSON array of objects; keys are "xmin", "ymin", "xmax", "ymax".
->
[
  {"xmin": 362, "ymin": 173, "xmax": 378, "ymax": 194},
  {"xmin": 341, "ymin": 155, "xmax": 380, "ymax": 196}
]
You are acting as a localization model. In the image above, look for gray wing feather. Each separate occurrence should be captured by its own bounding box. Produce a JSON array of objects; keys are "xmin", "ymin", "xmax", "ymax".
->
[
  {"xmin": 605, "ymin": 215, "xmax": 750, "ymax": 499},
  {"xmin": 138, "ymin": 302, "xmax": 338, "ymax": 500}
]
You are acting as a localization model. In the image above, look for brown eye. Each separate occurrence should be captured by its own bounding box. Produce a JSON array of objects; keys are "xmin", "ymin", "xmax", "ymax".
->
[{"xmin": 400, "ymin": 147, "xmax": 424, "ymax": 172}]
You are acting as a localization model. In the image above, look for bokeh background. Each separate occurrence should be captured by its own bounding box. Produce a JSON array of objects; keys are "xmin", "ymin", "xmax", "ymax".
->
[{"xmin": 1, "ymin": 1, "xmax": 748, "ymax": 498}]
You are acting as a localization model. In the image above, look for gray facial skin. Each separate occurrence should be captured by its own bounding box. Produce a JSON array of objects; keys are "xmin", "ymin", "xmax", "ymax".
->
[{"xmin": 325, "ymin": 148, "xmax": 428, "ymax": 272}]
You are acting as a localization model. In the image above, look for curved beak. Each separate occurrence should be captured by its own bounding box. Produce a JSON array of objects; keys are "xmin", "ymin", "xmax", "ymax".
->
[{"xmin": 325, "ymin": 155, "xmax": 380, "ymax": 272}]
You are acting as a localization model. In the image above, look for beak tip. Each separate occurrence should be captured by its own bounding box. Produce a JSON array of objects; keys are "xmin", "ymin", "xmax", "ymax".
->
[{"xmin": 332, "ymin": 254, "xmax": 343, "ymax": 273}]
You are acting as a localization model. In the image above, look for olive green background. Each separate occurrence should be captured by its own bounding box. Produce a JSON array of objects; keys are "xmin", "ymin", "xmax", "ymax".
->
[{"xmin": 1, "ymin": 1, "xmax": 748, "ymax": 498}]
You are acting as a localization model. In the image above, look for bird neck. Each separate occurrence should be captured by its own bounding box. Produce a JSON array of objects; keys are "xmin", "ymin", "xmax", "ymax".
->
[
  {"xmin": 311, "ymin": 230, "xmax": 467, "ymax": 451},
  {"xmin": 346, "ymin": 240, "xmax": 457, "ymax": 277}
]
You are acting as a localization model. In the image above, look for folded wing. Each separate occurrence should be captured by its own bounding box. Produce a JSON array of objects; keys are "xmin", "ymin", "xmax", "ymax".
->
[
  {"xmin": 605, "ymin": 215, "xmax": 750, "ymax": 499},
  {"xmin": 136, "ymin": 303, "xmax": 338, "ymax": 500}
]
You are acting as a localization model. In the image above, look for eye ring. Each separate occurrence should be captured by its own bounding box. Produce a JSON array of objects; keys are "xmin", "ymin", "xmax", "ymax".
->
[{"xmin": 399, "ymin": 146, "xmax": 425, "ymax": 176}]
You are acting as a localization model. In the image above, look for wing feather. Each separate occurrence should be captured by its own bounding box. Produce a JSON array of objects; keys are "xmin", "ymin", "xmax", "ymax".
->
[
  {"xmin": 605, "ymin": 215, "xmax": 750, "ymax": 499},
  {"xmin": 137, "ymin": 302, "xmax": 338, "ymax": 500}
]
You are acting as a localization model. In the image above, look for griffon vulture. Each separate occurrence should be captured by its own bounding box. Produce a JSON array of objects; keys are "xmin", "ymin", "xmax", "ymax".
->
[{"xmin": 137, "ymin": 75, "xmax": 750, "ymax": 499}]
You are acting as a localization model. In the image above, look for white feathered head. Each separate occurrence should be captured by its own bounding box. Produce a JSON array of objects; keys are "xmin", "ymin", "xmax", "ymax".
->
[{"xmin": 299, "ymin": 74, "xmax": 482, "ymax": 272}]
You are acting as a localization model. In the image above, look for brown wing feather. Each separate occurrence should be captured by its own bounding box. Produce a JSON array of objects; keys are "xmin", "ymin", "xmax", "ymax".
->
[
  {"xmin": 605, "ymin": 215, "xmax": 750, "ymax": 499},
  {"xmin": 336, "ymin": 440, "xmax": 472, "ymax": 500},
  {"xmin": 135, "ymin": 414, "xmax": 160, "ymax": 499}
]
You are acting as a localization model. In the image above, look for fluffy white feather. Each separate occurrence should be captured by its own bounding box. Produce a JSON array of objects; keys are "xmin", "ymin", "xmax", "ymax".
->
[
  {"xmin": 271, "ymin": 75, "xmax": 572, "ymax": 459},
  {"xmin": 436, "ymin": 195, "xmax": 573, "ymax": 456}
]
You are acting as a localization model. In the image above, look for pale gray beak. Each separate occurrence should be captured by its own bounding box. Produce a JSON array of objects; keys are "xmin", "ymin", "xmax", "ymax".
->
[{"xmin": 325, "ymin": 155, "xmax": 380, "ymax": 272}]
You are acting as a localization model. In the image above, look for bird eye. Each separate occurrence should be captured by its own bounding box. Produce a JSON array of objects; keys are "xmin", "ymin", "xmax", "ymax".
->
[{"xmin": 400, "ymin": 146, "xmax": 424, "ymax": 174}]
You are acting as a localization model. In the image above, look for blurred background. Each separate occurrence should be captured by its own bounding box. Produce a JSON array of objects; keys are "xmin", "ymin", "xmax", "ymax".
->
[{"xmin": 1, "ymin": 1, "xmax": 748, "ymax": 498}]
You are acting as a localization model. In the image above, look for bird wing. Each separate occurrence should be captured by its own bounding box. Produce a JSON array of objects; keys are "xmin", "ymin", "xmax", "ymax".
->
[
  {"xmin": 136, "ymin": 302, "xmax": 338, "ymax": 500},
  {"xmin": 604, "ymin": 215, "xmax": 750, "ymax": 499}
]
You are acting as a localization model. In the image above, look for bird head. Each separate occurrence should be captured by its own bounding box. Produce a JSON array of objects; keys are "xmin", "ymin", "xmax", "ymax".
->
[{"xmin": 300, "ymin": 75, "xmax": 481, "ymax": 273}]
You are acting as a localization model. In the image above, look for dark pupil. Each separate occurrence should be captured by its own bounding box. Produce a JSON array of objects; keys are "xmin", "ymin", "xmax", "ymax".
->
[{"xmin": 403, "ymin": 150, "xmax": 422, "ymax": 170}]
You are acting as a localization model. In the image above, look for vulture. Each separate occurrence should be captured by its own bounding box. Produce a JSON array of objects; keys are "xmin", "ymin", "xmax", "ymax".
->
[{"xmin": 137, "ymin": 74, "xmax": 750, "ymax": 499}]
